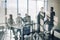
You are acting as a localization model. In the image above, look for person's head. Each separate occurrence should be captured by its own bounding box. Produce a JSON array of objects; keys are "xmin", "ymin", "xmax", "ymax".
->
[
  {"xmin": 50, "ymin": 7, "xmax": 54, "ymax": 11},
  {"xmin": 25, "ymin": 14, "xmax": 28, "ymax": 17},
  {"xmin": 40, "ymin": 7, "xmax": 44, "ymax": 12},
  {"xmin": 9, "ymin": 14, "xmax": 13, "ymax": 19},
  {"xmin": 17, "ymin": 13, "xmax": 21, "ymax": 17}
]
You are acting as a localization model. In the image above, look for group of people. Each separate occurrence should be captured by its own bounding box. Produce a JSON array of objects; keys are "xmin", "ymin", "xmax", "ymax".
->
[
  {"xmin": 7, "ymin": 6, "xmax": 55, "ymax": 40},
  {"xmin": 7, "ymin": 13, "xmax": 31, "ymax": 36},
  {"xmin": 37, "ymin": 7, "xmax": 55, "ymax": 33}
]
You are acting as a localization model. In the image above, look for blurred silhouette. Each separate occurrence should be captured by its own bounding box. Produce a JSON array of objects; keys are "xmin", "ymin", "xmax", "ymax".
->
[
  {"xmin": 16, "ymin": 13, "xmax": 23, "ymax": 40},
  {"xmin": 23, "ymin": 14, "xmax": 31, "ymax": 40},
  {"xmin": 48, "ymin": 7, "xmax": 55, "ymax": 40},
  {"xmin": 7, "ymin": 14, "xmax": 15, "ymax": 35},
  {"xmin": 23, "ymin": 14, "xmax": 31, "ymax": 35},
  {"xmin": 49, "ymin": 7, "xmax": 55, "ymax": 32},
  {"xmin": 37, "ymin": 7, "xmax": 45, "ymax": 33}
]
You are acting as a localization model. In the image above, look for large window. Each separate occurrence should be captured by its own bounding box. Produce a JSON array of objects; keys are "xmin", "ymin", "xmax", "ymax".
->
[
  {"xmin": 18, "ymin": 0, "xmax": 45, "ymax": 23},
  {"xmin": 7, "ymin": 0, "xmax": 17, "ymax": 22},
  {"xmin": 2, "ymin": 0, "xmax": 48, "ymax": 23},
  {"xmin": 0, "ymin": 0, "xmax": 48, "ymax": 24},
  {"xmin": 0, "ymin": 0, "xmax": 48, "ymax": 30},
  {"xmin": 0, "ymin": 0, "xmax": 5, "ymax": 26}
]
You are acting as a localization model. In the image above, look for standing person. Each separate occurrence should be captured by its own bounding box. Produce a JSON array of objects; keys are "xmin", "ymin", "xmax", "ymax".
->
[
  {"xmin": 16, "ymin": 13, "xmax": 23, "ymax": 40},
  {"xmin": 16, "ymin": 13, "xmax": 23, "ymax": 31},
  {"xmin": 48, "ymin": 7, "xmax": 55, "ymax": 40},
  {"xmin": 7, "ymin": 14, "xmax": 15, "ymax": 35},
  {"xmin": 49, "ymin": 7, "xmax": 55, "ymax": 32},
  {"xmin": 37, "ymin": 7, "xmax": 45, "ymax": 33},
  {"xmin": 23, "ymin": 14, "xmax": 31, "ymax": 35},
  {"xmin": 23, "ymin": 14, "xmax": 31, "ymax": 40}
]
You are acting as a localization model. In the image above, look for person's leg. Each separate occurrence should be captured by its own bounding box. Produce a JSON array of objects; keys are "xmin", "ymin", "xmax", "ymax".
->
[
  {"xmin": 11, "ymin": 27, "xmax": 15, "ymax": 35},
  {"xmin": 51, "ymin": 30, "xmax": 54, "ymax": 40},
  {"xmin": 16, "ymin": 28, "xmax": 22, "ymax": 40},
  {"xmin": 48, "ymin": 25, "xmax": 54, "ymax": 40},
  {"xmin": 17, "ymin": 29, "xmax": 21, "ymax": 34},
  {"xmin": 17, "ymin": 29, "xmax": 21, "ymax": 40},
  {"xmin": 37, "ymin": 24, "xmax": 40, "ymax": 33}
]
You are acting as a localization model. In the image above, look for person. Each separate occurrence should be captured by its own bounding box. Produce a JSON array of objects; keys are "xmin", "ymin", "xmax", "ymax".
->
[
  {"xmin": 48, "ymin": 7, "xmax": 55, "ymax": 32},
  {"xmin": 16, "ymin": 13, "xmax": 23, "ymax": 40},
  {"xmin": 48, "ymin": 7, "xmax": 55, "ymax": 40},
  {"xmin": 23, "ymin": 14, "xmax": 31, "ymax": 40},
  {"xmin": 16, "ymin": 13, "xmax": 23, "ymax": 29},
  {"xmin": 16, "ymin": 13, "xmax": 23, "ymax": 34},
  {"xmin": 7, "ymin": 14, "xmax": 15, "ymax": 35},
  {"xmin": 37, "ymin": 7, "xmax": 45, "ymax": 33},
  {"xmin": 23, "ymin": 14, "xmax": 31, "ymax": 35}
]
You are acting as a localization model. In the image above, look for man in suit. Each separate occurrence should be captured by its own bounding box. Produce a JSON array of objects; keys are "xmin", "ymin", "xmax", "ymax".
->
[
  {"xmin": 37, "ymin": 7, "xmax": 45, "ymax": 33},
  {"xmin": 49, "ymin": 7, "xmax": 55, "ymax": 32},
  {"xmin": 16, "ymin": 13, "xmax": 23, "ymax": 40},
  {"xmin": 48, "ymin": 7, "xmax": 55, "ymax": 40}
]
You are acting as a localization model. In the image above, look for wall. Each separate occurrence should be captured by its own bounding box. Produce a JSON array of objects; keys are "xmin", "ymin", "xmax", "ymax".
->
[
  {"xmin": 58, "ymin": 0, "xmax": 60, "ymax": 29},
  {"xmin": 48, "ymin": 0, "xmax": 60, "ymax": 29}
]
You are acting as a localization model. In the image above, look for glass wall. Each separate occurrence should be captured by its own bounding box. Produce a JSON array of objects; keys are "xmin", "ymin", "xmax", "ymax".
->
[
  {"xmin": 18, "ymin": 0, "xmax": 27, "ymax": 17},
  {"xmin": 18, "ymin": 0, "xmax": 44, "ymax": 23},
  {"xmin": 0, "ymin": 0, "xmax": 5, "ymax": 24},
  {"xmin": 0, "ymin": 0, "xmax": 49, "ymax": 30},
  {"xmin": 0, "ymin": 0, "xmax": 49, "ymax": 40},
  {"xmin": 0, "ymin": 0, "xmax": 47, "ymax": 30},
  {"xmin": 3, "ymin": 0, "xmax": 48, "ymax": 24},
  {"xmin": 7, "ymin": 0, "xmax": 17, "ymax": 22},
  {"xmin": 0, "ymin": 0, "xmax": 49, "ymax": 25}
]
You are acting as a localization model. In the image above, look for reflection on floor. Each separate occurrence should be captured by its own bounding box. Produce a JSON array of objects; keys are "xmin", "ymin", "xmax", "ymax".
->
[
  {"xmin": 0, "ymin": 29, "xmax": 60, "ymax": 40},
  {"xmin": 0, "ymin": 31, "xmax": 4, "ymax": 40}
]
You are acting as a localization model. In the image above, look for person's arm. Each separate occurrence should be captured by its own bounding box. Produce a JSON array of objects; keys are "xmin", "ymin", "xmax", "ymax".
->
[
  {"xmin": 16, "ymin": 18, "xmax": 18, "ymax": 25},
  {"xmin": 54, "ymin": 12, "xmax": 55, "ymax": 16},
  {"xmin": 21, "ymin": 17, "xmax": 24, "ymax": 22},
  {"xmin": 53, "ymin": 12, "xmax": 55, "ymax": 22},
  {"xmin": 44, "ymin": 12, "xmax": 45, "ymax": 18},
  {"xmin": 13, "ymin": 19, "xmax": 15, "ymax": 26},
  {"xmin": 7, "ymin": 19, "xmax": 11, "ymax": 28}
]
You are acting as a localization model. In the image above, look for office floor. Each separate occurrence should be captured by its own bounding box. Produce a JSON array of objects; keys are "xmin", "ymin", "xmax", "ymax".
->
[
  {"xmin": 0, "ymin": 31, "xmax": 4, "ymax": 40},
  {"xmin": 2, "ymin": 29, "xmax": 42, "ymax": 40},
  {"xmin": 0, "ymin": 29, "xmax": 60, "ymax": 40}
]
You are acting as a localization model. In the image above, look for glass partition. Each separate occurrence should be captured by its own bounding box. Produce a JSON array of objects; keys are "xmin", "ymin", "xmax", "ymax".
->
[
  {"xmin": 0, "ymin": 0, "xmax": 5, "ymax": 25},
  {"xmin": 7, "ymin": 0, "xmax": 17, "ymax": 22},
  {"xmin": 18, "ymin": 0, "xmax": 44, "ymax": 23}
]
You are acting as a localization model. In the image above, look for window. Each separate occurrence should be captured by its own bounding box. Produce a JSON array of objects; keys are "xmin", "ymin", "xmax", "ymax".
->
[
  {"xmin": 7, "ymin": 0, "xmax": 17, "ymax": 22},
  {"xmin": 18, "ymin": 0, "xmax": 45, "ymax": 23}
]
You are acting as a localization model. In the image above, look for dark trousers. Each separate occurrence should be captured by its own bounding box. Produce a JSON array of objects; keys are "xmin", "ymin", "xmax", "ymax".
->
[
  {"xmin": 48, "ymin": 24, "xmax": 54, "ymax": 40},
  {"xmin": 17, "ymin": 29, "xmax": 21, "ymax": 35},
  {"xmin": 37, "ymin": 24, "xmax": 40, "ymax": 33},
  {"xmin": 48, "ymin": 25, "xmax": 53, "ymax": 31}
]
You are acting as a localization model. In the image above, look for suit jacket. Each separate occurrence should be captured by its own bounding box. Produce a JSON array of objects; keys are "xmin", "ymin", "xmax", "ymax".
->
[{"xmin": 37, "ymin": 11, "xmax": 45, "ymax": 24}]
